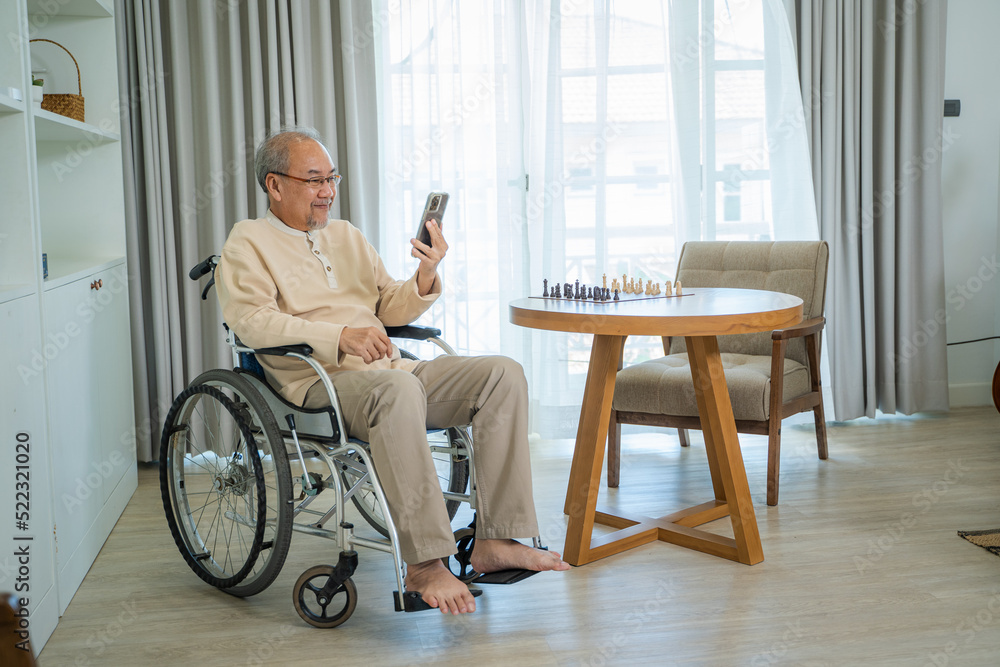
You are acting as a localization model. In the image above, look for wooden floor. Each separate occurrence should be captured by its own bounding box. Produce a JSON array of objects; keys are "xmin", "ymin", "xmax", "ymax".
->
[{"xmin": 39, "ymin": 407, "xmax": 1000, "ymax": 666}]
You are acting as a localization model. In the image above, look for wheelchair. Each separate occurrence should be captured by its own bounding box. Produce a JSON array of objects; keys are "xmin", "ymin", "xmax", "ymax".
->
[{"xmin": 159, "ymin": 255, "xmax": 516, "ymax": 628}]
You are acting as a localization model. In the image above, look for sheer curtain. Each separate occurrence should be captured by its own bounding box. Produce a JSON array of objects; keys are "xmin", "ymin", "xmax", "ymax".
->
[
  {"xmin": 374, "ymin": 1, "xmax": 529, "ymax": 364},
  {"xmin": 374, "ymin": 0, "xmax": 817, "ymax": 438}
]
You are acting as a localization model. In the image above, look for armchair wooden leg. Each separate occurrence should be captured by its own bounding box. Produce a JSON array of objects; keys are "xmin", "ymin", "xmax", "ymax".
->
[
  {"xmin": 767, "ymin": 339, "xmax": 788, "ymax": 507},
  {"xmin": 813, "ymin": 403, "xmax": 828, "ymax": 460},
  {"xmin": 806, "ymin": 332, "xmax": 829, "ymax": 461},
  {"xmin": 608, "ymin": 409, "xmax": 621, "ymax": 487},
  {"xmin": 678, "ymin": 428, "xmax": 690, "ymax": 447},
  {"xmin": 766, "ymin": 420, "xmax": 781, "ymax": 506}
]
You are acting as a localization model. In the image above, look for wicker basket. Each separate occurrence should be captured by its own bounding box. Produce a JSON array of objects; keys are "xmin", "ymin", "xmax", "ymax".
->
[{"xmin": 30, "ymin": 38, "xmax": 85, "ymax": 123}]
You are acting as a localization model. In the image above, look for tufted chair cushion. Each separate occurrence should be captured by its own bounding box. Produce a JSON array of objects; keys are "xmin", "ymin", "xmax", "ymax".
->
[
  {"xmin": 612, "ymin": 353, "xmax": 810, "ymax": 421},
  {"xmin": 667, "ymin": 241, "xmax": 828, "ymax": 367}
]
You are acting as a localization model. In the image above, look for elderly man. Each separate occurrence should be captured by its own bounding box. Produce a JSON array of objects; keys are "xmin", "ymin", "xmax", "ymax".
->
[{"xmin": 216, "ymin": 128, "xmax": 568, "ymax": 614}]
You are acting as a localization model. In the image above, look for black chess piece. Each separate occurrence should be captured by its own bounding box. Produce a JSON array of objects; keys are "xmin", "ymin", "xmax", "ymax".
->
[
  {"xmin": 543, "ymin": 279, "xmax": 549, "ymax": 297},
  {"xmin": 604, "ymin": 287, "xmax": 610, "ymax": 301},
  {"xmin": 613, "ymin": 288, "xmax": 619, "ymax": 301},
  {"xmin": 565, "ymin": 283, "xmax": 571, "ymax": 299},
  {"xmin": 587, "ymin": 287, "xmax": 593, "ymax": 300}
]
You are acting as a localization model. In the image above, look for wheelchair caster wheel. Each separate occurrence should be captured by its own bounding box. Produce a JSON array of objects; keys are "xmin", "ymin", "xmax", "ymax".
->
[
  {"xmin": 293, "ymin": 565, "xmax": 358, "ymax": 628},
  {"xmin": 442, "ymin": 527, "xmax": 477, "ymax": 582}
]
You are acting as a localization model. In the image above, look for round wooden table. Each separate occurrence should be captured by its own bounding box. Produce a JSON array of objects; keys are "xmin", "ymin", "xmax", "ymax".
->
[{"xmin": 510, "ymin": 288, "xmax": 803, "ymax": 566}]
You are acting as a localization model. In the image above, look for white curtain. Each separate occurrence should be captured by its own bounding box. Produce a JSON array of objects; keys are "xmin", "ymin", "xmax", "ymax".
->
[
  {"xmin": 373, "ymin": 1, "xmax": 530, "ymax": 363},
  {"xmin": 374, "ymin": 0, "xmax": 818, "ymax": 438}
]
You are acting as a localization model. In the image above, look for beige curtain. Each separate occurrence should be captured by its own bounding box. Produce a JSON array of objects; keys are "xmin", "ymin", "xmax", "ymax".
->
[
  {"xmin": 116, "ymin": 0, "xmax": 379, "ymax": 460},
  {"xmin": 785, "ymin": 0, "xmax": 950, "ymax": 419}
]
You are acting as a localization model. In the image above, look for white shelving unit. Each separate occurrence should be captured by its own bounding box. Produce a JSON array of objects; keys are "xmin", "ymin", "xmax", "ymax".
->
[{"xmin": 0, "ymin": 0, "xmax": 136, "ymax": 655}]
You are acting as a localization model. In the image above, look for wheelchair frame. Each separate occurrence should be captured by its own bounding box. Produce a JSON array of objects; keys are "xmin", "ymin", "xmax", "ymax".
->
[{"xmin": 160, "ymin": 255, "xmax": 497, "ymax": 627}]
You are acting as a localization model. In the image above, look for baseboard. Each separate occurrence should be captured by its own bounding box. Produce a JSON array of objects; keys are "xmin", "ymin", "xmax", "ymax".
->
[
  {"xmin": 948, "ymin": 382, "xmax": 992, "ymax": 407},
  {"xmin": 26, "ymin": 583, "xmax": 59, "ymax": 656}
]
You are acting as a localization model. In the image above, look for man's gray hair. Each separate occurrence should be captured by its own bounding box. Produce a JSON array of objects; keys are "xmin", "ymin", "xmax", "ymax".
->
[{"xmin": 254, "ymin": 127, "xmax": 326, "ymax": 193}]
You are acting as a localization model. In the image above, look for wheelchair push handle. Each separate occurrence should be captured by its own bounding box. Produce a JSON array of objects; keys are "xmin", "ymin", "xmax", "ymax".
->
[
  {"xmin": 189, "ymin": 255, "xmax": 220, "ymax": 280},
  {"xmin": 188, "ymin": 255, "xmax": 220, "ymax": 300}
]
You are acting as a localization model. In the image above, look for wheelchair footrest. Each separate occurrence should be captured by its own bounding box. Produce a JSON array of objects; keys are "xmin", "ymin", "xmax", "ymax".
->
[
  {"xmin": 394, "ymin": 588, "xmax": 483, "ymax": 613},
  {"xmin": 469, "ymin": 568, "xmax": 540, "ymax": 585},
  {"xmin": 448, "ymin": 514, "xmax": 546, "ymax": 586}
]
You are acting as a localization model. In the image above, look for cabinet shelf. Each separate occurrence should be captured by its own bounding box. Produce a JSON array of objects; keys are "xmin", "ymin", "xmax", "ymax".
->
[
  {"xmin": 42, "ymin": 255, "xmax": 125, "ymax": 290},
  {"xmin": 34, "ymin": 109, "xmax": 120, "ymax": 143},
  {"xmin": 26, "ymin": 0, "xmax": 112, "ymax": 18},
  {"xmin": 0, "ymin": 90, "xmax": 24, "ymax": 114}
]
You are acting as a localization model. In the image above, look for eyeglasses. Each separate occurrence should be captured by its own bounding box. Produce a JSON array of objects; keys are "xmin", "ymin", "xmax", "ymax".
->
[{"xmin": 273, "ymin": 172, "xmax": 342, "ymax": 189}]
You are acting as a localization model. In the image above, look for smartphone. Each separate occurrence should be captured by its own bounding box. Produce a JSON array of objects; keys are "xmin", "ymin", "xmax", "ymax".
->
[{"xmin": 416, "ymin": 192, "xmax": 448, "ymax": 247}]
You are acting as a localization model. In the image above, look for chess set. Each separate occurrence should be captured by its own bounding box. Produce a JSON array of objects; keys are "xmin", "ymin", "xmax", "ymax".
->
[{"xmin": 534, "ymin": 274, "xmax": 691, "ymax": 303}]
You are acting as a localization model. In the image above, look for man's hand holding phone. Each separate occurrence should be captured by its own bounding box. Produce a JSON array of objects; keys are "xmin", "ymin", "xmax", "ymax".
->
[{"xmin": 411, "ymin": 192, "xmax": 449, "ymax": 295}]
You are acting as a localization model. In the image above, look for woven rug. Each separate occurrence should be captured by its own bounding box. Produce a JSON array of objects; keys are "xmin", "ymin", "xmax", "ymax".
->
[{"xmin": 958, "ymin": 529, "xmax": 1000, "ymax": 556}]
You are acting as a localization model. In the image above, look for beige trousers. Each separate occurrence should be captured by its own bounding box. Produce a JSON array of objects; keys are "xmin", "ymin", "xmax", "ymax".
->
[{"xmin": 303, "ymin": 355, "xmax": 539, "ymax": 564}]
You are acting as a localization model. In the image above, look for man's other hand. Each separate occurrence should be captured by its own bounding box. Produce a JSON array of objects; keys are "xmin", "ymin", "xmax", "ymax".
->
[
  {"xmin": 411, "ymin": 219, "xmax": 448, "ymax": 295},
  {"xmin": 339, "ymin": 326, "xmax": 393, "ymax": 364}
]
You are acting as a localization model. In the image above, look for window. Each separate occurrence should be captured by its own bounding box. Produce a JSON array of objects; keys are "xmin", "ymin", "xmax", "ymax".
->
[
  {"xmin": 533, "ymin": 1, "xmax": 776, "ymax": 426},
  {"xmin": 375, "ymin": 0, "xmax": 817, "ymax": 437}
]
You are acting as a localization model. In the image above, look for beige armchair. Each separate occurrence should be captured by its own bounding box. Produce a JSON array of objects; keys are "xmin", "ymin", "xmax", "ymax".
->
[{"xmin": 607, "ymin": 241, "xmax": 830, "ymax": 506}]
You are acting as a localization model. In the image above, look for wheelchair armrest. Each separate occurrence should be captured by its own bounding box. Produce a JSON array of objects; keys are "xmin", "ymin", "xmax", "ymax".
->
[
  {"xmin": 385, "ymin": 325, "xmax": 443, "ymax": 341},
  {"xmin": 251, "ymin": 343, "xmax": 315, "ymax": 357}
]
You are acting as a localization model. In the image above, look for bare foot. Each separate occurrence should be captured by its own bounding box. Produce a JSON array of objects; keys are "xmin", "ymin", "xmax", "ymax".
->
[
  {"xmin": 404, "ymin": 559, "xmax": 477, "ymax": 614},
  {"xmin": 469, "ymin": 538, "xmax": 571, "ymax": 574}
]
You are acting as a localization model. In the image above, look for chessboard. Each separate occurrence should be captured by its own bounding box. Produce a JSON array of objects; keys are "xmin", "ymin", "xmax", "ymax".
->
[{"xmin": 532, "ymin": 275, "xmax": 691, "ymax": 303}]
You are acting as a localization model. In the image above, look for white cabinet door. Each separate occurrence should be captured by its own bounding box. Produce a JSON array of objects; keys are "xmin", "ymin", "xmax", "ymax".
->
[
  {"xmin": 43, "ymin": 262, "xmax": 136, "ymax": 613},
  {"xmin": 0, "ymin": 294, "xmax": 60, "ymax": 650},
  {"xmin": 88, "ymin": 263, "xmax": 136, "ymax": 501}
]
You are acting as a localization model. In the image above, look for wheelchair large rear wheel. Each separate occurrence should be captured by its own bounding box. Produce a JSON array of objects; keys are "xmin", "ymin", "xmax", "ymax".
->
[
  {"xmin": 341, "ymin": 426, "xmax": 471, "ymax": 538},
  {"xmin": 161, "ymin": 369, "xmax": 293, "ymax": 597}
]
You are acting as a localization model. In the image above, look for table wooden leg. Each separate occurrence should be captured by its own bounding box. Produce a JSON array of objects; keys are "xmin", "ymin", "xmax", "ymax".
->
[
  {"xmin": 699, "ymin": 400, "xmax": 727, "ymax": 503},
  {"xmin": 562, "ymin": 334, "xmax": 628, "ymax": 565},
  {"xmin": 685, "ymin": 336, "xmax": 763, "ymax": 565},
  {"xmin": 557, "ymin": 333, "xmax": 764, "ymax": 567}
]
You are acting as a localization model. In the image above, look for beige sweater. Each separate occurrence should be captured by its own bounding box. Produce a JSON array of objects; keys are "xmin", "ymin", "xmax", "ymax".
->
[{"xmin": 216, "ymin": 211, "xmax": 441, "ymax": 405}]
